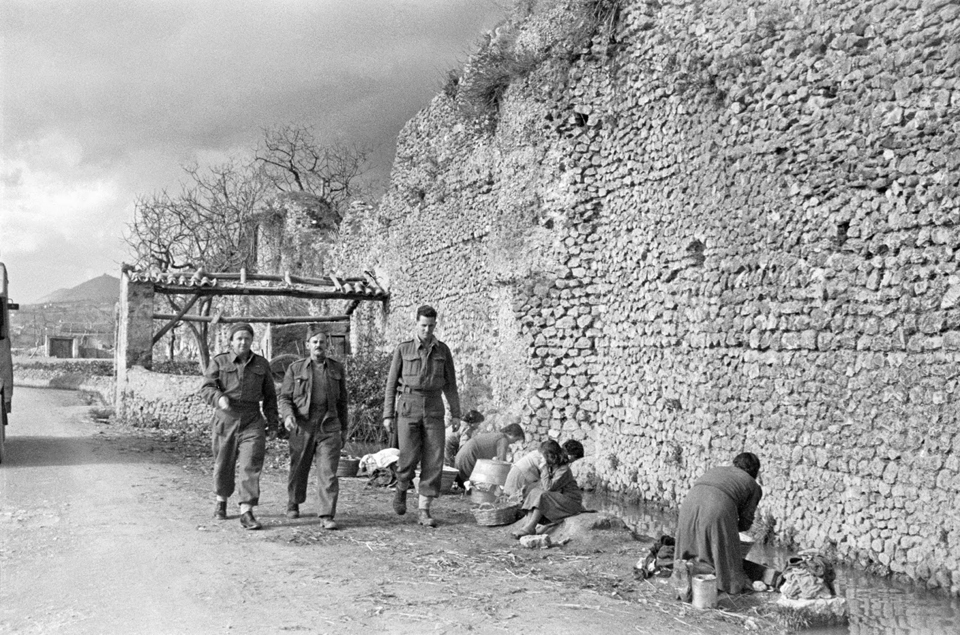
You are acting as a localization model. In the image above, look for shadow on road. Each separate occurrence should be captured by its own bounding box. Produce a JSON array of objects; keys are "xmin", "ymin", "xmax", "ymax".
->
[{"xmin": 1, "ymin": 434, "xmax": 145, "ymax": 467}]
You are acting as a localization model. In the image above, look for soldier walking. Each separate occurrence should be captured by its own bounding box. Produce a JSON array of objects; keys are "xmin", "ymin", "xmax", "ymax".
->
[
  {"xmin": 200, "ymin": 322, "xmax": 279, "ymax": 530},
  {"xmin": 278, "ymin": 328, "xmax": 348, "ymax": 530},
  {"xmin": 383, "ymin": 305, "xmax": 461, "ymax": 527}
]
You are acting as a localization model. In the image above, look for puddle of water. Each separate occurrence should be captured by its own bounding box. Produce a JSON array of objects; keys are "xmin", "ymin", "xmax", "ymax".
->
[{"xmin": 585, "ymin": 492, "xmax": 960, "ymax": 634}]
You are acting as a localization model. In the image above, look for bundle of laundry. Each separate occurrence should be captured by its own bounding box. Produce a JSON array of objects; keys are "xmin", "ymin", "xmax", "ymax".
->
[
  {"xmin": 779, "ymin": 550, "xmax": 837, "ymax": 600},
  {"xmin": 634, "ymin": 534, "xmax": 676, "ymax": 579},
  {"xmin": 360, "ymin": 448, "xmax": 400, "ymax": 488}
]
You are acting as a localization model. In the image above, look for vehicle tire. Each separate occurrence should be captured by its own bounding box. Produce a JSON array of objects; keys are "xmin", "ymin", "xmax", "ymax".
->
[{"xmin": 269, "ymin": 354, "xmax": 299, "ymax": 383}]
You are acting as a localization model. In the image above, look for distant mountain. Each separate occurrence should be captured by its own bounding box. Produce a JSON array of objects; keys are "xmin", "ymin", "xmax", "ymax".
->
[{"xmin": 33, "ymin": 274, "xmax": 121, "ymax": 305}]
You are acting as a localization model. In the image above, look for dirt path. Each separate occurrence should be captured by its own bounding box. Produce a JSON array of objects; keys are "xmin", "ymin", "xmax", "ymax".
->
[{"xmin": 0, "ymin": 388, "xmax": 767, "ymax": 634}]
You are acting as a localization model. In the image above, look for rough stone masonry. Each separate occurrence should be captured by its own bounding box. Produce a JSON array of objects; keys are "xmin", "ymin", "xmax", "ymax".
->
[{"xmin": 335, "ymin": 0, "xmax": 960, "ymax": 594}]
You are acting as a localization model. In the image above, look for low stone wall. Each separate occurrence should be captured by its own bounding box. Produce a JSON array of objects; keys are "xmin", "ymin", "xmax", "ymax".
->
[
  {"xmin": 13, "ymin": 361, "xmax": 115, "ymax": 405},
  {"xmin": 116, "ymin": 366, "xmax": 209, "ymax": 431}
]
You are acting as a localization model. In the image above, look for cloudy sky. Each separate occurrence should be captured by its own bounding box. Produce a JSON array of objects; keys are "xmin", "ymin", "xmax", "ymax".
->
[{"xmin": 0, "ymin": 0, "xmax": 505, "ymax": 304}]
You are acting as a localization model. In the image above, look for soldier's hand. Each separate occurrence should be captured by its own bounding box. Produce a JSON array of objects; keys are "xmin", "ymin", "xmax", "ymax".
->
[
  {"xmin": 284, "ymin": 416, "xmax": 296, "ymax": 432},
  {"xmin": 383, "ymin": 417, "xmax": 394, "ymax": 432},
  {"xmin": 218, "ymin": 396, "xmax": 230, "ymax": 410}
]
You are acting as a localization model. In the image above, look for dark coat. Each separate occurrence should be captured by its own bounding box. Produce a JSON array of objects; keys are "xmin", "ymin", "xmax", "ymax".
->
[
  {"xmin": 675, "ymin": 465, "xmax": 762, "ymax": 594},
  {"xmin": 382, "ymin": 337, "xmax": 460, "ymax": 420},
  {"xmin": 199, "ymin": 351, "xmax": 278, "ymax": 425},
  {"xmin": 277, "ymin": 357, "xmax": 348, "ymax": 432}
]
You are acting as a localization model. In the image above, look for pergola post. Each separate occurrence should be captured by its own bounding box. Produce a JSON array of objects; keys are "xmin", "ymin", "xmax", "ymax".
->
[{"xmin": 115, "ymin": 271, "xmax": 155, "ymax": 406}]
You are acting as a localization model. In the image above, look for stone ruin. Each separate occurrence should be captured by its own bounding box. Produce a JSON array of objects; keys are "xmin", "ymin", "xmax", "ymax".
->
[{"xmin": 334, "ymin": 0, "xmax": 960, "ymax": 593}]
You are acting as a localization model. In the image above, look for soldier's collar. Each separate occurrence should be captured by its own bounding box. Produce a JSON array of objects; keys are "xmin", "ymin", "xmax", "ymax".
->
[{"xmin": 231, "ymin": 351, "xmax": 254, "ymax": 364}]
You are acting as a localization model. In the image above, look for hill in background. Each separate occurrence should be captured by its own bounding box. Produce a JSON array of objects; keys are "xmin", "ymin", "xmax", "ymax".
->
[{"xmin": 33, "ymin": 274, "xmax": 120, "ymax": 305}]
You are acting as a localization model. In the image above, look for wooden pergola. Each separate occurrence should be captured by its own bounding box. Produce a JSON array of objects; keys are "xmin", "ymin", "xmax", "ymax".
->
[
  {"xmin": 115, "ymin": 264, "xmax": 389, "ymax": 384},
  {"xmin": 120, "ymin": 264, "xmax": 388, "ymax": 346}
]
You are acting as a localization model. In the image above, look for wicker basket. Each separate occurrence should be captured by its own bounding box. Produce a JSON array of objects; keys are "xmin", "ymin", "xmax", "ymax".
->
[
  {"xmin": 472, "ymin": 503, "xmax": 521, "ymax": 527},
  {"xmin": 337, "ymin": 457, "xmax": 360, "ymax": 478}
]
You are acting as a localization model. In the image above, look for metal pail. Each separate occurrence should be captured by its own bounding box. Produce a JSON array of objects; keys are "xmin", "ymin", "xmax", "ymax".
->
[{"xmin": 469, "ymin": 459, "xmax": 512, "ymax": 486}]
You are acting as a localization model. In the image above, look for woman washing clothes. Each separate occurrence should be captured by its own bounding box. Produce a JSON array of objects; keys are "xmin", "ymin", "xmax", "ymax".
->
[
  {"xmin": 444, "ymin": 409, "xmax": 484, "ymax": 467},
  {"xmin": 454, "ymin": 422, "xmax": 525, "ymax": 485},
  {"xmin": 511, "ymin": 440, "xmax": 585, "ymax": 538},
  {"xmin": 674, "ymin": 452, "xmax": 763, "ymax": 595}
]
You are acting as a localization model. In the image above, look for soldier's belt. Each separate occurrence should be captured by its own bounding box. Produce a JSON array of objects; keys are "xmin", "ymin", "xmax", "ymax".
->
[
  {"xmin": 399, "ymin": 386, "xmax": 441, "ymax": 395},
  {"xmin": 231, "ymin": 401, "xmax": 263, "ymax": 411}
]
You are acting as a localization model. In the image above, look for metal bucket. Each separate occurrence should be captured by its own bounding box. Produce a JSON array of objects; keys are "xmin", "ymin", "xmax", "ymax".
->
[
  {"xmin": 739, "ymin": 532, "xmax": 755, "ymax": 559},
  {"xmin": 691, "ymin": 574, "xmax": 718, "ymax": 609},
  {"xmin": 470, "ymin": 482, "xmax": 501, "ymax": 505},
  {"xmin": 469, "ymin": 459, "xmax": 512, "ymax": 486},
  {"xmin": 337, "ymin": 458, "xmax": 360, "ymax": 477}
]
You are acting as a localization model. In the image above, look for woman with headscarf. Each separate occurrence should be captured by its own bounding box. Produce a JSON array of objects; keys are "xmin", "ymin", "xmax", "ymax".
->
[
  {"xmin": 674, "ymin": 452, "xmax": 763, "ymax": 594},
  {"xmin": 444, "ymin": 409, "xmax": 484, "ymax": 467}
]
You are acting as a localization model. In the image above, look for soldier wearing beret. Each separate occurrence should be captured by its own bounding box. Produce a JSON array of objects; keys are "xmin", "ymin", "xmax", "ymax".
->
[{"xmin": 200, "ymin": 322, "xmax": 279, "ymax": 530}]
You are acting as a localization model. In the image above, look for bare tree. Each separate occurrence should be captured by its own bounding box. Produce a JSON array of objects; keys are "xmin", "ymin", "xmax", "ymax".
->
[
  {"xmin": 126, "ymin": 160, "xmax": 269, "ymax": 273},
  {"xmin": 255, "ymin": 124, "xmax": 371, "ymax": 225},
  {"xmin": 124, "ymin": 159, "xmax": 271, "ymax": 369},
  {"xmin": 124, "ymin": 128, "xmax": 371, "ymax": 370}
]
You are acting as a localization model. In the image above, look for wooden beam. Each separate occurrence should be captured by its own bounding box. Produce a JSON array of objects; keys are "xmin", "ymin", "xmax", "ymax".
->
[
  {"xmin": 153, "ymin": 313, "xmax": 351, "ymax": 325},
  {"xmin": 121, "ymin": 263, "xmax": 368, "ymax": 286},
  {"xmin": 151, "ymin": 284, "xmax": 386, "ymax": 301},
  {"xmin": 150, "ymin": 293, "xmax": 201, "ymax": 345},
  {"xmin": 344, "ymin": 299, "xmax": 362, "ymax": 315}
]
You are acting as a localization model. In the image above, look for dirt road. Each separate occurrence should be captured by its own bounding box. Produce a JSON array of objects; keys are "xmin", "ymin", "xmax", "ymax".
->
[{"xmin": 0, "ymin": 388, "xmax": 759, "ymax": 634}]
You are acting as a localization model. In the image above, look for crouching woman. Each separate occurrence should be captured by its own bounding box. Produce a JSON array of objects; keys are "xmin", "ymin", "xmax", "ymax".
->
[
  {"xmin": 511, "ymin": 440, "xmax": 585, "ymax": 538},
  {"xmin": 674, "ymin": 452, "xmax": 763, "ymax": 595}
]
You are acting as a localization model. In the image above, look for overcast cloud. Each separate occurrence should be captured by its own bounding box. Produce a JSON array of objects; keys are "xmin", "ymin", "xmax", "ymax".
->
[{"xmin": 0, "ymin": 0, "xmax": 505, "ymax": 303}]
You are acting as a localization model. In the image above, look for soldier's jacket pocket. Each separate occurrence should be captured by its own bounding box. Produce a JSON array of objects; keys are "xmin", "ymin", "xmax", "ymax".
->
[
  {"xmin": 293, "ymin": 377, "xmax": 309, "ymax": 409},
  {"xmin": 401, "ymin": 352, "xmax": 421, "ymax": 377}
]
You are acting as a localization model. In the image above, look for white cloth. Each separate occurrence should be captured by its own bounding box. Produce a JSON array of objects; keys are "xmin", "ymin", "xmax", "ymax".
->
[{"xmin": 359, "ymin": 447, "xmax": 400, "ymax": 475}]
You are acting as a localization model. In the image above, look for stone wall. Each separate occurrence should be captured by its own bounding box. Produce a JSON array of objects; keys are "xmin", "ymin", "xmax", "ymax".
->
[
  {"xmin": 116, "ymin": 367, "xmax": 209, "ymax": 432},
  {"xmin": 336, "ymin": 0, "xmax": 960, "ymax": 592},
  {"xmin": 256, "ymin": 191, "xmax": 337, "ymax": 277},
  {"xmin": 13, "ymin": 362, "xmax": 115, "ymax": 405}
]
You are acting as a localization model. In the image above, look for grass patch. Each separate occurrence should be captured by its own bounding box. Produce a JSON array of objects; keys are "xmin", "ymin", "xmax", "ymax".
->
[{"xmin": 458, "ymin": 22, "xmax": 543, "ymax": 124}]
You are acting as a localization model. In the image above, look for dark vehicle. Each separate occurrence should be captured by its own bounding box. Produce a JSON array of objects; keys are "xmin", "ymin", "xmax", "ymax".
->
[{"xmin": 1, "ymin": 262, "xmax": 16, "ymax": 463}]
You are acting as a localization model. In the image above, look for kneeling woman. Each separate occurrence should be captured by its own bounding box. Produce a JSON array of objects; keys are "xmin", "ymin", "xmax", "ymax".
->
[
  {"xmin": 512, "ymin": 440, "xmax": 585, "ymax": 538},
  {"xmin": 675, "ymin": 452, "xmax": 763, "ymax": 595}
]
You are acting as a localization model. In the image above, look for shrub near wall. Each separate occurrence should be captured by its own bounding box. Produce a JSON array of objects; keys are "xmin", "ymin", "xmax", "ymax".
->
[{"xmin": 337, "ymin": 0, "xmax": 960, "ymax": 592}]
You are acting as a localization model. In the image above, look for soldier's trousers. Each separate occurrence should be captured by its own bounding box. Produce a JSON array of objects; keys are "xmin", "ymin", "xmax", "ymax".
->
[
  {"xmin": 396, "ymin": 392, "xmax": 445, "ymax": 497},
  {"xmin": 287, "ymin": 424, "xmax": 341, "ymax": 518},
  {"xmin": 211, "ymin": 406, "xmax": 266, "ymax": 505}
]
